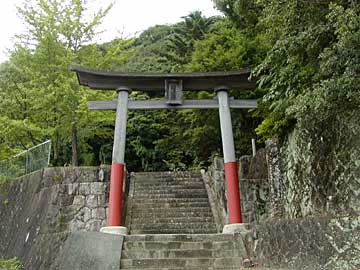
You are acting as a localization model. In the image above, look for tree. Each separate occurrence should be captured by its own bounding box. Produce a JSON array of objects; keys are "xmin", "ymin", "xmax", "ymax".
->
[
  {"xmin": 183, "ymin": 20, "xmax": 267, "ymax": 157},
  {"xmin": 0, "ymin": 0, "xmax": 131, "ymax": 166},
  {"xmin": 17, "ymin": 0, "xmax": 114, "ymax": 166},
  {"xmin": 211, "ymin": 0, "xmax": 360, "ymax": 216},
  {"xmin": 213, "ymin": 0, "xmax": 263, "ymax": 29},
  {"xmin": 187, "ymin": 20, "xmax": 267, "ymax": 71},
  {"xmin": 165, "ymin": 11, "xmax": 219, "ymax": 70},
  {"xmin": 124, "ymin": 24, "xmax": 176, "ymax": 72}
]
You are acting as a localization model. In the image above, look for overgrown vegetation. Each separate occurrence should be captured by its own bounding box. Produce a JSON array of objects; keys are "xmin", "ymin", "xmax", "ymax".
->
[
  {"xmin": 0, "ymin": 257, "xmax": 22, "ymax": 270},
  {"xmin": 226, "ymin": 0, "xmax": 360, "ymax": 217}
]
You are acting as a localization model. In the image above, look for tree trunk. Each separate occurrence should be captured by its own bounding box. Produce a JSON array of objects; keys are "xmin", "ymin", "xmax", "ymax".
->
[
  {"xmin": 71, "ymin": 113, "xmax": 78, "ymax": 167},
  {"xmin": 53, "ymin": 133, "xmax": 59, "ymax": 166}
]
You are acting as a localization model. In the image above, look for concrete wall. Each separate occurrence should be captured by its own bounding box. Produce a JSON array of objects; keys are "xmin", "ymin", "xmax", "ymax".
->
[
  {"xmin": 0, "ymin": 166, "xmax": 114, "ymax": 270},
  {"xmin": 62, "ymin": 231, "xmax": 123, "ymax": 270}
]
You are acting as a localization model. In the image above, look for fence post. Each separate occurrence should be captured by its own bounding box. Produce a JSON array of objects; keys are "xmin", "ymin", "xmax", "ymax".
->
[
  {"xmin": 25, "ymin": 151, "xmax": 28, "ymax": 175},
  {"xmin": 252, "ymin": 138, "xmax": 256, "ymax": 157}
]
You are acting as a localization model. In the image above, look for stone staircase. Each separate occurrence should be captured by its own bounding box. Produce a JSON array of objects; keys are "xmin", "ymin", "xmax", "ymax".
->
[
  {"xmin": 126, "ymin": 171, "xmax": 217, "ymax": 234},
  {"xmin": 120, "ymin": 234, "xmax": 247, "ymax": 270},
  {"xmin": 122, "ymin": 172, "xmax": 258, "ymax": 269},
  {"xmin": 121, "ymin": 171, "xmax": 286, "ymax": 270}
]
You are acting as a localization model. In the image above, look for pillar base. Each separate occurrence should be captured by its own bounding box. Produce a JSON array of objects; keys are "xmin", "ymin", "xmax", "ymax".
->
[
  {"xmin": 100, "ymin": 226, "xmax": 128, "ymax": 236},
  {"xmin": 222, "ymin": 223, "xmax": 250, "ymax": 234}
]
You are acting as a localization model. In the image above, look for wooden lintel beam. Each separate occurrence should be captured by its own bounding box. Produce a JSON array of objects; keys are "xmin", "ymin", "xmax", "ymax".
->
[
  {"xmin": 88, "ymin": 99, "xmax": 257, "ymax": 110},
  {"xmin": 71, "ymin": 65, "xmax": 256, "ymax": 91}
]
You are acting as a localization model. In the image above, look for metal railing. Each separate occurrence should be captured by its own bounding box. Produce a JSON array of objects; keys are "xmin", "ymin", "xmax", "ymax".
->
[{"xmin": 0, "ymin": 140, "xmax": 51, "ymax": 179}]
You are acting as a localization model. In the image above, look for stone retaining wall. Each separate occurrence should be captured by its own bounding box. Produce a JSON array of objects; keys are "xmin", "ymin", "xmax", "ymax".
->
[
  {"xmin": 254, "ymin": 216, "xmax": 360, "ymax": 270},
  {"xmin": 202, "ymin": 148, "xmax": 270, "ymax": 229},
  {"xmin": 0, "ymin": 166, "xmax": 118, "ymax": 270}
]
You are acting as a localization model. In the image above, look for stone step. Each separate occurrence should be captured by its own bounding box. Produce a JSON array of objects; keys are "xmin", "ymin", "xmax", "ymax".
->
[
  {"xmin": 132, "ymin": 172, "xmax": 201, "ymax": 177},
  {"xmin": 130, "ymin": 222, "xmax": 216, "ymax": 230},
  {"xmin": 123, "ymin": 239, "xmax": 237, "ymax": 250},
  {"xmin": 134, "ymin": 184, "xmax": 205, "ymax": 191},
  {"xmin": 131, "ymin": 202, "xmax": 211, "ymax": 209},
  {"xmin": 124, "ymin": 234, "xmax": 236, "ymax": 242},
  {"xmin": 121, "ymin": 248, "xmax": 243, "ymax": 259},
  {"xmin": 132, "ymin": 192, "xmax": 209, "ymax": 199},
  {"xmin": 133, "ymin": 178, "xmax": 202, "ymax": 183},
  {"xmin": 133, "ymin": 177, "xmax": 202, "ymax": 182},
  {"xmin": 131, "ymin": 217, "xmax": 215, "ymax": 225},
  {"xmin": 130, "ymin": 223, "xmax": 216, "ymax": 232},
  {"xmin": 119, "ymin": 268, "xmax": 245, "ymax": 270},
  {"xmin": 131, "ymin": 210, "xmax": 213, "ymax": 219},
  {"xmin": 133, "ymin": 190, "xmax": 206, "ymax": 196},
  {"xmin": 134, "ymin": 187, "xmax": 206, "ymax": 194},
  {"xmin": 133, "ymin": 173, "xmax": 201, "ymax": 178},
  {"xmin": 131, "ymin": 197, "xmax": 210, "ymax": 204},
  {"xmin": 131, "ymin": 207, "xmax": 213, "ymax": 214},
  {"xmin": 128, "ymin": 171, "xmax": 217, "ymax": 236},
  {"xmin": 130, "ymin": 228, "xmax": 217, "ymax": 234},
  {"xmin": 133, "ymin": 180, "xmax": 203, "ymax": 187},
  {"xmin": 118, "ymin": 268, "xmax": 281, "ymax": 270},
  {"xmin": 120, "ymin": 257, "xmax": 242, "ymax": 269},
  {"xmin": 134, "ymin": 187, "xmax": 206, "ymax": 192},
  {"xmin": 122, "ymin": 249, "xmax": 211, "ymax": 259}
]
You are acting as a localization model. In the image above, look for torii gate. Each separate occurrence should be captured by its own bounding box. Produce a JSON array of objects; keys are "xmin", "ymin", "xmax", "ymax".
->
[{"xmin": 71, "ymin": 65, "xmax": 257, "ymax": 235}]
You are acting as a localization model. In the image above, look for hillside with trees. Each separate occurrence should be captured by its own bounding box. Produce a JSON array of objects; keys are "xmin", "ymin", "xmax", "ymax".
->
[{"xmin": 0, "ymin": 0, "xmax": 358, "ymax": 217}]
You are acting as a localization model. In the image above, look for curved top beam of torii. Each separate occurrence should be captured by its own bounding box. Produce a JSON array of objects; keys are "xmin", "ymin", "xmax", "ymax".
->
[{"xmin": 70, "ymin": 65, "xmax": 256, "ymax": 91}]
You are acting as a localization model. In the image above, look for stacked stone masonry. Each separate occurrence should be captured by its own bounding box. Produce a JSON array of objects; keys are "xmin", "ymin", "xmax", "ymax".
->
[
  {"xmin": 203, "ymin": 149, "xmax": 269, "ymax": 229},
  {"xmin": 254, "ymin": 216, "xmax": 360, "ymax": 270},
  {"xmin": 42, "ymin": 166, "xmax": 110, "ymax": 232},
  {"xmin": 0, "ymin": 166, "xmax": 111, "ymax": 270}
]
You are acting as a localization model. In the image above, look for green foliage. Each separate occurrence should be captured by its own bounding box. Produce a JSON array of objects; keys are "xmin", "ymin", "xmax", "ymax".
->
[
  {"xmin": 0, "ymin": 257, "xmax": 22, "ymax": 270},
  {"xmin": 187, "ymin": 20, "xmax": 267, "ymax": 71},
  {"xmin": 1, "ymin": 4, "xmax": 265, "ymax": 172},
  {"xmin": 105, "ymin": 12, "xmax": 266, "ymax": 172},
  {"xmin": 125, "ymin": 11, "xmax": 219, "ymax": 72},
  {"xmin": 249, "ymin": 1, "xmax": 359, "ymax": 140},
  {"xmin": 0, "ymin": 171, "xmax": 12, "ymax": 193},
  {"xmin": 165, "ymin": 11, "xmax": 220, "ymax": 70},
  {"xmin": 281, "ymin": 3, "xmax": 360, "ymax": 217},
  {"xmin": 2, "ymin": 0, "xmax": 356, "ymax": 217},
  {"xmin": 255, "ymin": 1, "xmax": 359, "ymax": 217},
  {"xmin": 213, "ymin": 0, "xmax": 263, "ymax": 29},
  {"xmin": 212, "ymin": 0, "xmax": 360, "ymax": 217},
  {"xmin": 0, "ymin": 0, "xmax": 131, "ymax": 167},
  {"xmin": 183, "ymin": 19, "xmax": 267, "ymax": 160},
  {"xmin": 124, "ymin": 24, "xmax": 176, "ymax": 72}
]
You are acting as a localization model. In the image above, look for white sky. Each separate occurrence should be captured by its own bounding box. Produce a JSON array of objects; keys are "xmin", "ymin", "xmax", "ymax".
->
[{"xmin": 0, "ymin": 0, "xmax": 222, "ymax": 62}]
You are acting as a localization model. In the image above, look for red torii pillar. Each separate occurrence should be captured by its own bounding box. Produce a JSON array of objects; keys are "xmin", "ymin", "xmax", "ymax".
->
[
  {"xmin": 216, "ymin": 87, "xmax": 243, "ymax": 225},
  {"xmin": 100, "ymin": 87, "xmax": 129, "ymax": 235}
]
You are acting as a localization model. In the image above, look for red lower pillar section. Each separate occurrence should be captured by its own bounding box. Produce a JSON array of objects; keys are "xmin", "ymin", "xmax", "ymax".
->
[
  {"xmin": 224, "ymin": 162, "xmax": 243, "ymax": 224},
  {"xmin": 108, "ymin": 163, "xmax": 125, "ymax": 226}
]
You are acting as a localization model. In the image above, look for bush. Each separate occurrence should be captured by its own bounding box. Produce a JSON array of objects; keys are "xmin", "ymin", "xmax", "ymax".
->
[{"xmin": 0, "ymin": 257, "xmax": 22, "ymax": 270}]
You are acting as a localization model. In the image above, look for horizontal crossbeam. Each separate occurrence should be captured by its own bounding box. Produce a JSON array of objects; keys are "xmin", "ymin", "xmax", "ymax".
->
[
  {"xmin": 70, "ymin": 65, "xmax": 256, "ymax": 91},
  {"xmin": 88, "ymin": 99, "xmax": 257, "ymax": 110}
]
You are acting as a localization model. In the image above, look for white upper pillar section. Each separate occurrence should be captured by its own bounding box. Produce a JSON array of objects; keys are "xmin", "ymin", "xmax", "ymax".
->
[
  {"xmin": 112, "ymin": 87, "xmax": 130, "ymax": 164},
  {"xmin": 216, "ymin": 87, "xmax": 236, "ymax": 163}
]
